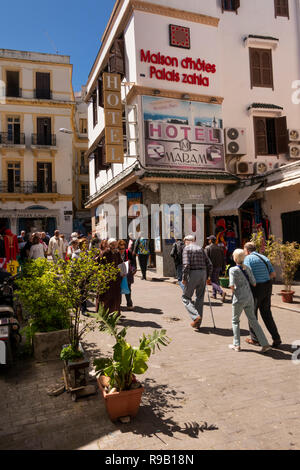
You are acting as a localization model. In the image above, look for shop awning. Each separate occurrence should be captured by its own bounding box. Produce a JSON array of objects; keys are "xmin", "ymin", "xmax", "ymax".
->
[
  {"xmin": 210, "ymin": 183, "xmax": 262, "ymax": 217},
  {"xmin": 260, "ymin": 177, "xmax": 300, "ymax": 192}
]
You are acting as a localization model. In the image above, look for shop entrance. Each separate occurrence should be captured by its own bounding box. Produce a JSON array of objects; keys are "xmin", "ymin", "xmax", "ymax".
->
[{"xmin": 18, "ymin": 217, "xmax": 56, "ymax": 236}]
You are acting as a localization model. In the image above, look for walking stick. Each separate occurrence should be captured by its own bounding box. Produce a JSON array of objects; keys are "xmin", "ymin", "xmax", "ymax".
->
[{"xmin": 206, "ymin": 285, "xmax": 216, "ymax": 329}]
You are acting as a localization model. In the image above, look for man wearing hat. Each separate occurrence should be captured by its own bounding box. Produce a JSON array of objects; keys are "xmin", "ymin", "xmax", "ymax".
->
[{"xmin": 205, "ymin": 235, "xmax": 226, "ymax": 302}]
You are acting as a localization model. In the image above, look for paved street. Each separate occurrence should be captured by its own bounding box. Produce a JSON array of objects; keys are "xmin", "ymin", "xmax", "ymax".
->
[{"xmin": 0, "ymin": 278, "xmax": 299, "ymax": 450}]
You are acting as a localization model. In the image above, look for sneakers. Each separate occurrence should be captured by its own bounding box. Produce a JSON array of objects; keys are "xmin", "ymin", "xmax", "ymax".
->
[
  {"xmin": 191, "ymin": 316, "xmax": 202, "ymax": 329},
  {"xmin": 260, "ymin": 345, "xmax": 272, "ymax": 354},
  {"xmin": 229, "ymin": 344, "xmax": 241, "ymax": 352}
]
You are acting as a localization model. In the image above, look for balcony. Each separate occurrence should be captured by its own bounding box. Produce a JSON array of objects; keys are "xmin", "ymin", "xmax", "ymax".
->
[
  {"xmin": 6, "ymin": 88, "xmax": 22, "ymax": 98},
  {"xmin": 0, "ymin": 132, "xmax": 25, "ymax": 145},
  {"xmin": 0, "ymin": 181, "xmax": 57, "ymax": 194},
  {"xmin": 34, "ymin": 89, "xmax": 52, "ymax": 100},
  {"xmin": 31, "ymin": 134, "xmax": 57, "ymax": 147}
]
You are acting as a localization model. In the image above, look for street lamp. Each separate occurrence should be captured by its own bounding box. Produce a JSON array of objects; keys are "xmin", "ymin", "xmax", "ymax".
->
[{"xmin": 59, "ymin": 128, "xmax": 73, "ymax": 134}]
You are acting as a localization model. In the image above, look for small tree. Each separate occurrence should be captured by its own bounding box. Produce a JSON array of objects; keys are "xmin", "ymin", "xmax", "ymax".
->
[
  {"xmin": 264, "ymin": 237, "xmax": 300, "ymax": 292},
  {"xmin": 54, "ymin": 248, "xmax": 119, "ymax": 357},
  {"xmin": 15, "ymin": 258, "xmax": 71, "ymax": 343}
]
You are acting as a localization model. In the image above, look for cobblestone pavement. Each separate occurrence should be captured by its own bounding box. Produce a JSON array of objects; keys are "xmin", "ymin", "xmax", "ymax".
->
[{"xmin": 0, "ymin": 278, "xmax": 299, "ymax": 450}]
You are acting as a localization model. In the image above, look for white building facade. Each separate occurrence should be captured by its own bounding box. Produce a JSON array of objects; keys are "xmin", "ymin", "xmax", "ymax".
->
[
  {"xmin": 85, "ymin": 0, "xmax": 300, "ymax": 276},
  {"xmin": 0, "ymin": 49, "xmax": 74, "ymax": 237}
]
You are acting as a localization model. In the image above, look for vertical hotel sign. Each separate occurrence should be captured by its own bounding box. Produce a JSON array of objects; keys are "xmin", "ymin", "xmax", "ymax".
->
[{"xmin": 103, "ymin": 72, "xmax": 124, "ymax": 163}]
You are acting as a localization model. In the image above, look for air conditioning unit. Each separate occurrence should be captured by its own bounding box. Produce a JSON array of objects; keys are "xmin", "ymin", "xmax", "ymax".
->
[
  {"xmin": 225, "ymin": 128, "xmax": 247, "ymax": 155},
  {"xmin": 289, "ymin": 129, "xmax": 300, "ymax": 142},
  {"xmin": 289, "ymin": 144, "xmax": 300, "ymax": 159},
  {"xmin": 255, "ymin": 161, "xmax": 275, "ymax": 175},
  {"xmin": 236, "ymin": 161, "xmax": 254, "ymax": 175}
]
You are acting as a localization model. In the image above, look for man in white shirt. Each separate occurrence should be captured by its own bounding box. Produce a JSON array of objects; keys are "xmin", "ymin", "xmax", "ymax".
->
[{"xmin": 48, "ymin": 230, "xmax": 64, "ymax": 262}]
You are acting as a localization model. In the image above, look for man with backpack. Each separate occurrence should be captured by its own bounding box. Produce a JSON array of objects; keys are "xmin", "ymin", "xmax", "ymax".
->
[{"xmin": 170, "ymin": 239, "xmax": 185, "ymax": 288}]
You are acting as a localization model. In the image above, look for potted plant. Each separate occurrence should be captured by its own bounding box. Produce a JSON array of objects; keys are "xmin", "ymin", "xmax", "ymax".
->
[
  {"xmin": 265, "ymin": 237, "xmax": 300, "ymax": 303},
  {"xmin": 14, "ymin": 258, "xmax": 71, "ymax": 361},
  {"xmin": 94, "ymin": 307, "xmax": 171, "ymax": 421},
  {"xmin": 54, "ymin": 248, "xmax": 119, "ymax": 389},
  {"xmin": 219, "ymin": 264, "xmax": 231, "ymax": 289}
]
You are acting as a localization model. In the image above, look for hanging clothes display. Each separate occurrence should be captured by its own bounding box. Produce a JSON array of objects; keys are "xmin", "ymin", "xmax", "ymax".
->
[{"xmin": 4, "ymin": 229, "xmax": 19, "ymax": 262}]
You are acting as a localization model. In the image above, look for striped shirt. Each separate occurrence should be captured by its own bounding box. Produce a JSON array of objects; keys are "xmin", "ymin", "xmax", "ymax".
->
[
  {"xmin": 182, "ymin": 244, "xmax": 213, "ymax": 281},
  {"xmin": 244, "ymin": 252, "xmax": 274, "ymax": 284}
]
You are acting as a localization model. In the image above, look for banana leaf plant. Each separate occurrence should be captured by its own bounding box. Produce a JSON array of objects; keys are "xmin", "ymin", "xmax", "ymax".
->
[{"xmin": 93, "ymin": 307, "xmax": 171, "ymax": 391}]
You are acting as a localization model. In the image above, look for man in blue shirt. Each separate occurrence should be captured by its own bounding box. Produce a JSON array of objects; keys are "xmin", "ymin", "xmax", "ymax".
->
[{"xmin": 244, "ymin": 242, "xmax": 281, "ymax": 348}]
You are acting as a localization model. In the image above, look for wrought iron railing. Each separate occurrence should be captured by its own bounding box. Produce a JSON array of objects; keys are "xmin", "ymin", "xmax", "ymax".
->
[
  {"xmin": 0, "ymin": 181, "xmax": 57, "ymax": 194},
  {"xmin": 6, "ymin": 88, "xmax": 22, "ymax": 98},
  {"xmin": 34, "ymin": 89, "xmax": 52, "ymax": 100},
  {"xmin": 31, "ymin": 134, "xmax": 57, "ymax": 146},
  {"xmin": 0, "ymin": 132, "xmax": 25, "ymax": 145}
]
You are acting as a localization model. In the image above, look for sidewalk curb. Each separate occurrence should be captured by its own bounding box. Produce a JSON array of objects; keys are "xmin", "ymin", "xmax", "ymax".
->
[{"xmin": 137, "ymin": 275, "xmax": 300, "ymax": 314}]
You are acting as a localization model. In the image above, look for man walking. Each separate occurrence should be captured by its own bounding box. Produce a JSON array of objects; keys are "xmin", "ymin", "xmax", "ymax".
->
[
  {"xmin": 244, "ymin": 242, "xmax": 282, "ymax": 348},
  {"xmin": 48, "ymin": 230, "xmax": 64, "ymax": 262},
  {"xmin": 170, "ymin": 238, "xmax": 185, "ymax": 288},
  {"xmin": 205, "ymin": 235, "xmax": 226, "ymax": 302},
  {"xmin": 182, "ymin": 235, "xmax": 213, "ymax": 330}
]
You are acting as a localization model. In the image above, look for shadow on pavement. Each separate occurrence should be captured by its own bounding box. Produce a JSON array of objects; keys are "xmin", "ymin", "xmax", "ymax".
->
[
  {"xmin": 242, "ymin": 347, "xmax": 293, "ymax": 361},
  {"xmin": 118, "ymin": 318, "xmax": 162, "ymax": 329},
  {"xmin": 129, "ymin": 306, "xmax": 164, "ymax": 315},
  {"xmin": 198, "ymin": 327, "xmax": 249, "ymax": 337},
  {"xmin": 117, "ymin": 379, "xmax": 218, "ymax": 443}
]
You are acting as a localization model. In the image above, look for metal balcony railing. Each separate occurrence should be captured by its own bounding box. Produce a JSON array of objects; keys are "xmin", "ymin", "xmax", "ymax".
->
[
  {"xmin": 0, "ymin": 132, "xmax": 25, "ymax": 145},
  {"xmin": 0, "ymin": 181, "xmax": 57, "ymax": 194},
  {"xmin": 6, "ymin": 88, "xmax": 22, "ymax": 98},
  {"xmin": 31, "ymin": 134, "xmax": 57, "ymax": 146},
  {"xmin": 34, "ymin": 89, "xmax": 52, "ymax": 100}
]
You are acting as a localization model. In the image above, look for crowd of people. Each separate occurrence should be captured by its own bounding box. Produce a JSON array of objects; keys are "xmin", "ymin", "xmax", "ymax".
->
[
  {"xmin": 15, "ymin": 227, "xmax": 282, "ymax": 354},
  {"xmin": 171, "ymin": 235, "xmax": 282, "ymax": 354}
]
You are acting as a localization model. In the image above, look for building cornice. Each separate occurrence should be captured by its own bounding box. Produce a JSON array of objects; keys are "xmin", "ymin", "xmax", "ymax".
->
[{"xmin": 126, "ymin": 85, "xmax": 224, "ymax": 105}]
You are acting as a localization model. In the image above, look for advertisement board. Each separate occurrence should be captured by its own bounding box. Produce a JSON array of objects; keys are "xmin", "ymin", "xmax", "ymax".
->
[{"xmin": 142, "ymin": 96, "xmax": 225, "ymax": 171}]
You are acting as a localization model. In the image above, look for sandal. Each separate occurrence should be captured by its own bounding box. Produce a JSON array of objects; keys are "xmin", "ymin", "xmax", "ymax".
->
[{"xmin": 245, "ymin": 338, "xmax": 260, "ymax": 346}]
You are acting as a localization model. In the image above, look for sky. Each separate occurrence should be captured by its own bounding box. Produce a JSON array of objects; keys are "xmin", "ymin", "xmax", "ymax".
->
[{"xmin": 0, "ymin": 0, "xmax": 116, "ymax": 91}]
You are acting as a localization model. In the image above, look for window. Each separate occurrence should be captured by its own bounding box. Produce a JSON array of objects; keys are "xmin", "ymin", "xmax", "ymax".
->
[
  {"xmin": 6, "ymin": 71, "xmax": 20, "ymax": 97},
  {"xmin": 37, "ymin": 162, "xmax": 53, "ymax": 193},
  {"xmin": 36, "ymin": 72, "xmax": 51, "ymax": 99},
  {"xmin": 222, "ymin": 0, "xmax": 240, "ymax": 13},
  {"xmin": 36, "ymin": 117, "xmax": 52, "ymax": 145},
  {"xmin": 80, "ymin": 151, "xmax": 88, "ymax": 174},
  {"xmin": 79, "ymin": 118, "xmax": 87, "ymax": 134},
  {"xmin": 94, "ymin": 143, "xmax": 108, "ymax": 177},
  {"xmin": 7, "ymin": 162, "xmax": 21, "ymax": 193},
  {"xmin": 254, "ymin": 116, "xmax": 288, "ymax": 156},
  {"xmin": 274, "ymin": 0, "xmax": 289, "ymax": 18},
  {"xmin": 92, "ymin": 90, "xmax": 98, "ymax": 127},
  {"xmin": 80, "ymin": 184, "xmax": 89, "ymax": 209},
  {"xmin": 7, "ymin": 117, "xmax": 21, "ymax": 144},
  {"xmin": 249, "ymin": 48, "xmax": 274, "ymax": 89}
]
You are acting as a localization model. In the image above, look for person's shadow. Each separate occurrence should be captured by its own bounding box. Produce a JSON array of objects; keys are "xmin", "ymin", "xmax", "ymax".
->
[{"xmin": 197, "ymin": 326, "xmax": 249, "ymax": 337}]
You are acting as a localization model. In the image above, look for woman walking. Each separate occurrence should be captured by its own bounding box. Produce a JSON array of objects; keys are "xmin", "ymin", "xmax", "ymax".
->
[
  {"xmin": 118, "ymin": 239, "xmax": 137, "ymax": 310},
  {"xmin": 229, "ymin": 249, "xmax": 271, "ymax": 353},
  {"xmin": 133, "ymin": 234, "xmax": 150, "ymax": 280},
  {"xmin": 96, "ymin": 238, "xmax": 122, "ymax": 315},
  {"xmin": 29, "ymin": 234, "xmax": 45, "ymax": 260}
]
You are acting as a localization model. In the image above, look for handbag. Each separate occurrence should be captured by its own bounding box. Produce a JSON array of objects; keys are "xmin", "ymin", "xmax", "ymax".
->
[{"xmin": 121, "ymin": 276, "xmax": 130, "ymax": 295}]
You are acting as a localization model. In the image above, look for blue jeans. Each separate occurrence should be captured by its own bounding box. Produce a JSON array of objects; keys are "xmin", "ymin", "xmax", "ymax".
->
[
  {"xmin": 232, "ymin": 301, "xmax": 269, "ymax": 347},
  {"xmin": 176, "ymin": 264, "xmax": 184, "ymax": 291}
]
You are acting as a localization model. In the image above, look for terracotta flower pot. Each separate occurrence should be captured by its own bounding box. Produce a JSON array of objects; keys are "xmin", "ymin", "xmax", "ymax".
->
[
  {"xmin": 281, "ymin": 290, "xmax": 295, "ymax": 304},
  {"xmin": 97, "ymin": 376, "xmax": 144, "ymax": 421}
]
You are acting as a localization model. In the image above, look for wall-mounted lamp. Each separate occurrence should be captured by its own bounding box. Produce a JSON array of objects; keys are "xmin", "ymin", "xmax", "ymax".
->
[
  {"xmin": 153, "ymin": 89, "xmax": 161, "ymax": 95},
  {"xmin": 182, "ymin": 94, "xmax": 190, "ymax": 100},
  {"xmin": 210, "ymin": 97, "xmax": 218, "ymax": 103}
]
